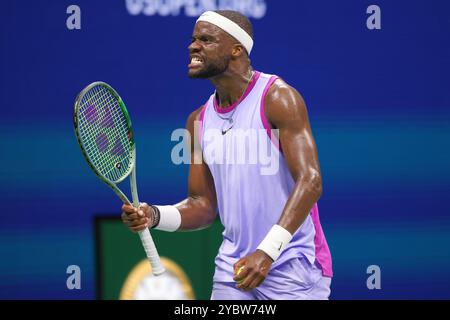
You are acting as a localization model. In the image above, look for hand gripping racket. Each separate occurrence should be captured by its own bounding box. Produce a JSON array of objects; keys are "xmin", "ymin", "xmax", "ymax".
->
[{"xmin": 73, "ymin": 81, "xmax": 165, "ymax": 275}]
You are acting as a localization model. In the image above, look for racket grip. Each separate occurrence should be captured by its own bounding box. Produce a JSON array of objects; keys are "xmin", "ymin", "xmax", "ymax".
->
[{"xmin": 137, "ymin": 228, "xmax": 165, "ymax": 275}]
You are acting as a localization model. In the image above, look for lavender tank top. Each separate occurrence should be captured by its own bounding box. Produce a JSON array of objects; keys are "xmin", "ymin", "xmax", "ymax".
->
[{"xmin": 198, "ymin": 71, "xmax": 333, "ymax": 282}]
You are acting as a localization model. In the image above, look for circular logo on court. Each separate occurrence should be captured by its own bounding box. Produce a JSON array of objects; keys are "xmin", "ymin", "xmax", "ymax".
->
[{"xmin": 119, "ymin": 257, "xmax": 195, "ymax": 300}]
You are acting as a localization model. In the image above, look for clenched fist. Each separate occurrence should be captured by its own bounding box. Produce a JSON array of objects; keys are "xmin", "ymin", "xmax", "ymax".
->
[{"xmin": 121, "ymin": 202, "xmax": 155, "ymax": 232}]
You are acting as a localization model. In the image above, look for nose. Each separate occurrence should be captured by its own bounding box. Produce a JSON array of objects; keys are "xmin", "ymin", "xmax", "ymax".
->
[{"xmin": 188, "ymin": 39, "xmax": 201, "ymax": 52}]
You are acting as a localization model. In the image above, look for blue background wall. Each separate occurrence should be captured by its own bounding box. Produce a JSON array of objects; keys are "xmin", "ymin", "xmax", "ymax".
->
[{"xmin": 1, "ymin": 0, "xmax": 449, "ymax": 299}]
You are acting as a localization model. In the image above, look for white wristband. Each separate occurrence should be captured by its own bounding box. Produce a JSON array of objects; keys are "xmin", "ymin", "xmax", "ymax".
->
[
  {"xmin": 257, "ymin": 225, "xmax": 293, "ymax": 261},
  {"xmin": 154, "ymin": 205, "xmax": 181, "ymax": 232}
]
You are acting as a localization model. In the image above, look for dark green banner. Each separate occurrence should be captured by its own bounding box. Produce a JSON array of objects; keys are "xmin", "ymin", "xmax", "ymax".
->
[{"xmin": 95, "ymin": 217, "xmax": 223, "ymax": 300}]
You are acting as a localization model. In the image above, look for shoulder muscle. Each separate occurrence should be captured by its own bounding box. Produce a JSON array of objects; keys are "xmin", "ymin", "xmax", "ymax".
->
[{"xmin": 264, "ymin": 79, "xmax": 308, "ymax": 129}]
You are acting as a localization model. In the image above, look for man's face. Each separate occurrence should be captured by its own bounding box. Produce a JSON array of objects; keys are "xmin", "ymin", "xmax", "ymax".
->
[{"xmin": 188, "ymin": 22, "xmax": 233, "ymax": 79}]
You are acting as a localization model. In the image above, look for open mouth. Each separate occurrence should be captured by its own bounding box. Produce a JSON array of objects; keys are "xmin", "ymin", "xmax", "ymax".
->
[{"xmin": 189, "ymin": 56, "xmax": 204, "ymax": 68}]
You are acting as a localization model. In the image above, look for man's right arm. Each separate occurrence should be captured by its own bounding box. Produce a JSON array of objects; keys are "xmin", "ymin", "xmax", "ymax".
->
[
  {"xmin": 174, "ymin": 106, "xmax": 217, "ymax": 230},
  {"xmin": 121, "ymin": 106, "xmax": 217, "ymax": 232}
]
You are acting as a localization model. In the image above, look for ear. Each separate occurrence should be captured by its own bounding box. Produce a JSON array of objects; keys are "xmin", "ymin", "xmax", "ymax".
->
[{"xmin": 231, "ymin": 44, "xmax": 245, "ymax": 59}]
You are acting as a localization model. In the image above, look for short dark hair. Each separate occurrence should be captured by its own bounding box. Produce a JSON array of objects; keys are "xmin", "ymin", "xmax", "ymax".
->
[{"xmin": 214, "ymin": 10, "xmax": 253, "ymax": 39}]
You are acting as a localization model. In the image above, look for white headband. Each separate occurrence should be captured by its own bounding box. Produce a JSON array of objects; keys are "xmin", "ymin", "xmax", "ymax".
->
[{"xmin": 196, "ymin": 11, "xmax": 253, "ymax": 55}]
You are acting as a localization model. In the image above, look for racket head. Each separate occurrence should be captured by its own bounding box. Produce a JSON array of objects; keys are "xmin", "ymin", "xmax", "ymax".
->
[{"xmin": 73, "ymin": 81, "xmax": 136, "ymax": 186}]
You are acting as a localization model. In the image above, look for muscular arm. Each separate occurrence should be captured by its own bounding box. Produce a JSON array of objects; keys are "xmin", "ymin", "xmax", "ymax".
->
[
  {"xmin": 233, "ymin": 79, "xmax": 323, "ymax": 291},
  {"xmin": 121, "ymin": 106, "xmax": 217, "ymax": 232},
  {"xmin": 174, "ymin": 107, "xmax": 218, "ymax": 231},
  {"xmin": 265, "ymin": 79, "xmax": 322, "ymax": 234}
]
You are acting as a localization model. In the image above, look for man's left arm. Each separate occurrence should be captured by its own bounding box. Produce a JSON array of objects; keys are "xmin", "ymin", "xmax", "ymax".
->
[{"xmin": 234, "ymin": 79, "xmax": 322, "ymax": 290}]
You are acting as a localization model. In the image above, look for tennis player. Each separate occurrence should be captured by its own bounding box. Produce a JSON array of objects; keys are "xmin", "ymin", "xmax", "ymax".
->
[{"xmin": 122, "ymin": 10, "xmax": 333, "ymax": 300}]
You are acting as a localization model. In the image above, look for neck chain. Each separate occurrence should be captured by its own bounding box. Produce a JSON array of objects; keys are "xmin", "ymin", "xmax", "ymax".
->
[{"xmin": 215, "ymin": 71, "xmax": 254, "ymax": 135}]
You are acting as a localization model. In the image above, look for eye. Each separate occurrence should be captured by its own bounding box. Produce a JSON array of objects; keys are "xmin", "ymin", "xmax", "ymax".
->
[
  {"xmin": 200, "ymin": 36, "xmax": 211, "ymax": 43},
  {"xmin": 190, "ymin": 35, "xmax": 213, "ymax": 45}
]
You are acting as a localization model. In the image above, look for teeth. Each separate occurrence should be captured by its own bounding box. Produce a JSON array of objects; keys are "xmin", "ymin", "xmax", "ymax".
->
[{"xmin": 191, "ymin": 57, "xmax": 202, "ymax": 64}]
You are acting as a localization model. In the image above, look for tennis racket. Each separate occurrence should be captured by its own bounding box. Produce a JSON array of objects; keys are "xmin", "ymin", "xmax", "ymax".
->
[{"xmin": 73, "ymin": 81, "xmax": 165, "ymax": 276}]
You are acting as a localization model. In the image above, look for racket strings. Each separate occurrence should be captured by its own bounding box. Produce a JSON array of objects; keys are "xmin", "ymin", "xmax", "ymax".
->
[
  {"xmin": 80, "ymin": 89, "xmax": 129, "ymax": 181},
  {"xmin": 77, "ymin": 85, "xmax": 132, "ymax": 182},
  {"xmin": 81, "ymin": 87, "xmax": 130, "ymax": 180}
]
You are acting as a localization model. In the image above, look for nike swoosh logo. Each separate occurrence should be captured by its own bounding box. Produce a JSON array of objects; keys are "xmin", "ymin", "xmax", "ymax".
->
[
  {"xmin": 221, "ymin": 126, "xmax": 233, "ymax": 135},
  {"xmin": 278, "ymin": 242, "xmax": 283, "ymax": 251}
]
